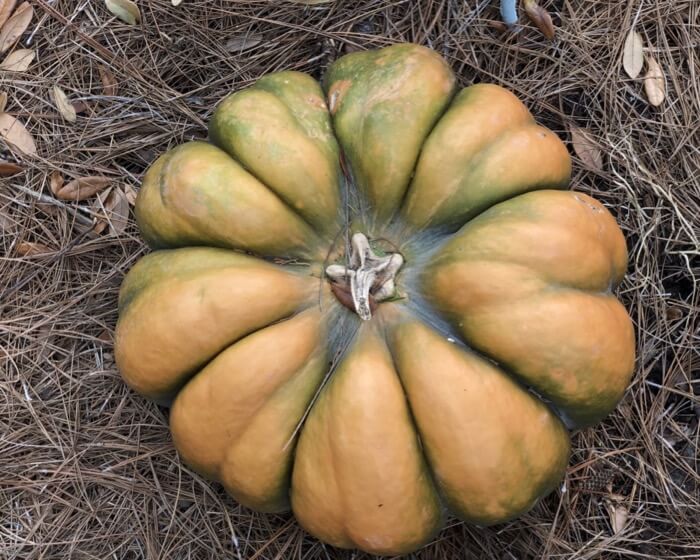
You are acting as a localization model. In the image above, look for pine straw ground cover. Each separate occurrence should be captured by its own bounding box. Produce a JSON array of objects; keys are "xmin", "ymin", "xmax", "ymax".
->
[{"xmin": 0, "ymin": 1, "xmax": 698, "ymax": 559}]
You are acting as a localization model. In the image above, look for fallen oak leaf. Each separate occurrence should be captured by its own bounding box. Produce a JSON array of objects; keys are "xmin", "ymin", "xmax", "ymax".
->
[
  {"xmin": 0, "ymin": 112, "xmax": 37, "ymax": 155},
  {"xmin": 49, "ymin": 170, "xmax": 64, "ymax": 195},
  {"xmin": 623, "ymin": 29, "xmax": 644, "ymax": 79},
  {"xmin": 71, "ymin": 99, "xmax": 91, "ymax": 114},
  {"xmin": 665, "ymin": 305, "xmax": 683, "ymax": 321},
  {"xmin": 92, "ymin": 187, "xmax": 112, "ymax": 234},
  {"xmin": 104, "ymin": 187, "xmax": 129, "ymax": 234},
  {"xmin": 55, "ymin": 176, "xmax": 111, "ymax": 201},
  {"xmin": 569, "ymin": 125, "xmax": 603, "ymax": 172},
  {"xmin": 0, "ymin": 1, "xmax": 33, "ymax": 54},
  {"xmin": 0, "ymin": 0, "xmax": 18, "ymax": 30},
  {"xmin": 486, "ymin": 19, "xmax": 509, "ymax": 33},
  {"xmin": 0, "ymin": 47, "xmax": 34, "ymax": 71},
  {"xmin": 16, "ymin": 241, "xmax": 52, "ymax": 256},
  {"xmin": 52, "ymin": 85, "xmax": 77, "ymax": 123},
  {"xmin": 97, "ymin": 328, "xmax": 114, "ymax": 344},
  {"xmin": 98, "ymin": 64, "xmax": 118, "ymax": 96},
  {"xmin": 113, "ymin": 190, "xmax": 130, "ymax": 234},
  {"xmin": 523, "ymin": 0, "xmax": 555, "ymax": 40},
  {"xmin": 104, "ymin": 0, "xmax": 140, "ymax": 25},
  {"xmin": 644, "ymin": 56, "xmax": 665, "ymax": 107},
  {"xmin": 124, "ymin": 184, "xmax": 138, "ymax": 206},
  {"xmin": 0, "ymin": 159, "xmax": 22, "ymax": 176},
  {"xmin": 225, "ymin": 33, "xmax": 263, "ymax": 53},
  {"xmin": 603, "ymin": 495, "xmax": 630, "ymax": 535}
]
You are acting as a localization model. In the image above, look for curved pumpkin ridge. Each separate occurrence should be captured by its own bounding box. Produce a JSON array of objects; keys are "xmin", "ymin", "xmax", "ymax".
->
[
  {"xmin": 114, "ymin": 248, "xmax": 316, "ymax": 403},
  {"xmin": 209, "ymin": 71, "xmax": 342, "ymax": 237},
  {"xmin": 455, "ymin": 291, "xmax": 635, "ymax": 428},
  {"xmin": 401, "ymin": 84, "xmax": 533, "ymax": 228},
  {"xmin": 422, "ymin": 191, "xmax": 635, "ymax": 427},
  {"xmin": 401, "ymin": 85, "xmax": 571, "ymax": 231},
  {"xmin": 290, "ymin": 323, "xmax": 443, "ymax": 556},
  {"xmin": 385, "ymin": 314, "xmax": 570, "ymax": 525},
  {"xmin": 118, "ymin": 246, "xmax": 247, "ymax": 314},
  {"xmin": 135, "ymin": 141, "xmax": 324, "ymax": 261},
  {"xmin": 427, "ymin": 190, "xmax": 629, "ymax": 294},
  {"xmin": 323, "ymin": 43, "xmax": 456, "ymax": 225},
  {"xmin": 169, "ymin": 308, "xmax": 328, "ymax": 513}
]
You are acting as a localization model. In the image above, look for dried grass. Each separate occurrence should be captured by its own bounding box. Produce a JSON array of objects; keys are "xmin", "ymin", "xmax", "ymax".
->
[{"xmin": 1, "ymin": 1, "xmax": 698, "ymax": 559}]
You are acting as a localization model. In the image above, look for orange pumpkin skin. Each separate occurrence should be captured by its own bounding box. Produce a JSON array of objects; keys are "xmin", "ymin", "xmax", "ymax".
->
[{"xmin": 115, "ymin": 43, "xmax": 635, "ymax": 555}]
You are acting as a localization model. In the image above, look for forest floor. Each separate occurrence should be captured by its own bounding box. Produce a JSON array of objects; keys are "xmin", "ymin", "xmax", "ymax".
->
[{"xmin": 1, "ymin": 1, "xmax": 698, "ymax": 559}]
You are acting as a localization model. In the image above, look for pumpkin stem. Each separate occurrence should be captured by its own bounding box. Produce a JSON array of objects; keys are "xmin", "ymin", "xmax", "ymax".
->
[{"xmin": 325, "ymin": 233, "xmax": 403, "ymax": 320}]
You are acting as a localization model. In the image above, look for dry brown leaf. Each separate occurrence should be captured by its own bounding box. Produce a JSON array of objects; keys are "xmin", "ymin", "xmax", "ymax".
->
[
  {"xmin": 93, "ymin": 187, "xmax": 128, "ymax": 235},
  {"xmin": 569, "ymin": 125, "xmax": 603, "ymax": 172},
  {"xmin": 665, "ymin": 306, "xmax": 683, "ymax": 321},
  {"xmin": 0, "ymin": 47, "xmax": 33, "ymax": 71},
  {"xmin": 93, "ymin": 219, "xmax": 108, "ymax": 235},
  {"xmin": 623, "ymin": 30, "xmax": 644, "ymax": 79},
  {"xmin": 71, "ymin": 100, "xmax": 91, "ymax": 114},
  {"xmin": 124, "ymin": 184, "xmax": 138, "ymax": 206},
  {"xmin": 0, "ymin": 90, "xmax": 7, "ymax": 113},
  {"xmin": 604, "ymin": 496, "xmax": 630, "ymax": 535},
  {"xmin": 225, "ymin": 33, "xmax": 263, "ymax": 53},
  {"xmin": 644, "ymin": 56, "xmax": 665, "ymax": 107},
  {"xmin": 55, "ymin": 176, "xmax": 111, "ymax": 201},
  {"xmin": 0, "ymin": 1, "xmax": 33, "ymax": 54},
  {"xmin": 113, "ymin": 191, "xmax": 130, "ymax": 234},
  {"xmin": 171, "ymin": 0, "xmax": 183, "ymax": 6},
  {"xmin": 0, "ymin": 112, "xmax": 37, "ymax": 155},
  {"xmin": 486, "ymin": 19, "xmax": 509, "ymax": 32},
  {"xmin": 105, "ymin": 0, "xmax": 140, "ymax": 25},
  {"xmin": 92, "ymin": 187, "xmax": 112, "ymax": 234},
  {"xmin": 97, "ymin": 328, "xmax": 114, "ymax": 344},
  {"xmin": 104, "ymin": 187, "xmax": 129, "ymax": 234},
  {"xmin": 16, "ymin": 241, "xmax": 51, "ymax": 256},
  {"xmin": 52, "ymin": 85, "xmax": 77, "ymax": 123},
  {"xmin": 36, "ymin": 201, "xmax": 65, "ymax": 220},
  {"xmin": 523, "ymin": 0, "xmax": 555, "ymax": 40},
  {"xmin": 612, "ymin": 505, "xmax": 629, "ymax": 534},
  {"xmin": 98, "ymin": 64, "xmax": 118, "ymax": 96},
  {"xmin": 0, "ymin": 159, "xmax": 22, "ymax": 176},
  {"xmin": 49, "ymin": 170, "xmax": 64, "ymax": 195},
  {"xmin": 0, "ymin": 0, "xmax": 18, "ymax": 30}
]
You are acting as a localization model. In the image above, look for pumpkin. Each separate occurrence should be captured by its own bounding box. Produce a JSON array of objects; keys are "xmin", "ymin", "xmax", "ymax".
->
[{"xmin": 115, "ymin": 44, "xmax": 635, "ymax": 555}]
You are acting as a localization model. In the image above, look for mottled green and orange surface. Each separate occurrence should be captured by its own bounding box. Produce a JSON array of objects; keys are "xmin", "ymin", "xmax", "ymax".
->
[{"xmin": 115, "ymin": 44, "xmax": 634, "ymax": 555}]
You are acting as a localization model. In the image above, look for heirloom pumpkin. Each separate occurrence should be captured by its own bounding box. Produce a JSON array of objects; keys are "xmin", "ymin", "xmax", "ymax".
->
[{"xmin": 116, "ymin": 44, "xmax": 635, "ymax": 555}]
